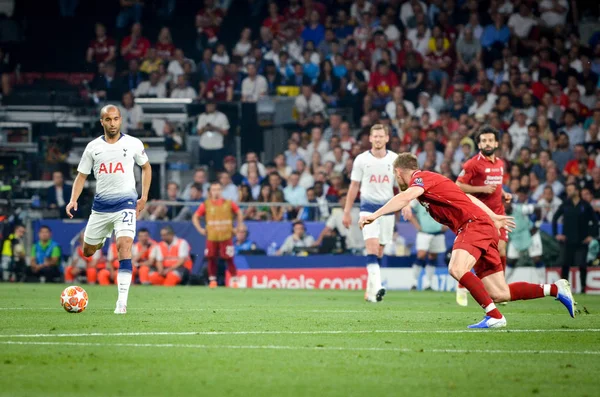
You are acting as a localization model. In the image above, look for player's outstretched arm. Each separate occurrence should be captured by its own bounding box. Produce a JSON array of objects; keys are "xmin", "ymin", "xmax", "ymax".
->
[
  {"xmin": 66, "ymin": 172, "xmax": 88, "ymax": 219},
  {"xmin": 359, "ymin": 187, "xmax": 424, "ymax": 229},
  {"xmin": 466, "ymin": 194, "xmax": 516, "ymax": 232},
  {"xmin": 456, "ymin": 181, "xmax": 496, "ymax": 195},
  {"xmin": 343, "ymin": 181, "xmax": 360, "ymax": 228},
  {"xmin": 137, "ymin": 162, "xmax": 152, "ymax": 217}
]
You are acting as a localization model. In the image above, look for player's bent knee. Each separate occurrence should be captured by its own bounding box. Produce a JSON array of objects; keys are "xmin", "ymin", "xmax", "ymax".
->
[
  {"xmin": 490, "ymin": 290, "xmax": 511, "ymax": 303},
  {"xmin": 82, "ymin": 245, "xmax": 96, "ymax": 258}
]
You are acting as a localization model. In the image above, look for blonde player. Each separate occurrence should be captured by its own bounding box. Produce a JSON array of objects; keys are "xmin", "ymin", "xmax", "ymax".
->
[
  {"xmin": 343, "ymin": 124, "xmax": 397, "ymax": 302},
  {"xmin": 66, "ymin": 105, "xmax": 152, "ymax": 314}
]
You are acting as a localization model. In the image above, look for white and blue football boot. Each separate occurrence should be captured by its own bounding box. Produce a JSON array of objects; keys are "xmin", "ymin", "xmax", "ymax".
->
[
  {"xmin": 555, "ymin": 279, "xmax": 576, "ymax": 318},
  {"xmin": 467, "ymin": 315, "xmax": 507, "ymax": 329}
]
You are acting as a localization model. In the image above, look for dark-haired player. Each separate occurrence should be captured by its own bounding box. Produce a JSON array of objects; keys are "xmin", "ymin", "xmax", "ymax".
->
[
  {"xmin": 455, "ymin": 126, "xmax": 511, "ymax": 306},
  {"xmin": 360, "ymin": 153, "xmax": 575, "ymax": 329}
]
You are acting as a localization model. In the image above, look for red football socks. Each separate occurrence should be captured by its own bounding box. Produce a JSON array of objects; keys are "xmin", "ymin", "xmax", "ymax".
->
[
  {"xmin": 509, "ymin": 282, "xmax": 557, "ymax": 300},
  {"xmin": 207, "ymin": 258, "xmax": 217, "ymax": 278},
  {"xmin": 226, "ymin": 259, "xmax": 237, "ymax": 277},
  {"xmin": 459, "ymin": 272, "xmax": 502, "ymax": 319}
]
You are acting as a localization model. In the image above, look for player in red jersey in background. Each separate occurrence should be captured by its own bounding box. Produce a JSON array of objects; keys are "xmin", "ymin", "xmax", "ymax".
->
[
  {"xmin": 192, "ymin": 181, "xmax": 244, "ymax": 288},
  {"xmin": 360, "ymin": 153, "xmax": 575, "ymax": 328},
  {"xmin": 455, "ymin": 126, "xmax": 512, "ymax": 306}
]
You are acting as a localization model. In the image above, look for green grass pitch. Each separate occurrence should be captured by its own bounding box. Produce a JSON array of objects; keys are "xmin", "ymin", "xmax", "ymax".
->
[{"xmin": 1, "ymin": 284, "xmax": 599, "ymax": 397}]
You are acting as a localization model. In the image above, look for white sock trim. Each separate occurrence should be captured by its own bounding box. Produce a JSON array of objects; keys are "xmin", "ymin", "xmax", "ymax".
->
[
  {"xmin": 484, "ymin": 303, "xmax": 497, "ymax": 314},
  {"xmin": 543, "ymin": 284, "xmax": 551, "ymax": 296}
]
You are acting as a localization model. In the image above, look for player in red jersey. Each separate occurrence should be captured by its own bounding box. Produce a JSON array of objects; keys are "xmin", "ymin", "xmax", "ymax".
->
[
  {"xmin": 360, "ymin": 153, "xmax": 575, "ymax": 328},
  {"xmin": 455, "ymin": 126, "xmax": 512, "ymax": 306}
]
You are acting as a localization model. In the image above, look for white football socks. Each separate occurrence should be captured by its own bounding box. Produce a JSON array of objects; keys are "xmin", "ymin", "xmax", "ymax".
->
[
  {"xmin": 366, "ymin": 263, "xmax": 381, "ymax": 290},
  {"xmin": 117, "ymin": 271, "xmax": 132, "ymax": 305},
  {"xmin": 412, "ymin": 263, "xmax": 423, "ymax": 287},
  {"xmin": 424, "ymin": 265, "xmax": 436, "ymax": 290}
]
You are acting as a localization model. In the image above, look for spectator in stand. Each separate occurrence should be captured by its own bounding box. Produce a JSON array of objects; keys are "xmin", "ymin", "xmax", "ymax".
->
[
  {"xmin": 234, "ymin": 224, "xmax": 256, "ymax": 254},
  {"xmin": 295, "ymin": 83, "xmax": 326, "ymax": 128},
  {"xmin": 315, "ymin": 60, "xmax": 340, "ymax": 108},
  {"xmin": 284, "ymin": 171, "xmax": 308, "ymax": 218},
  {"xmin": 205, "ymin": 64, "xmax": 233, "ymax": 102},
  {"xmin": 264, "ymin": 61, "xmax": 284, "ymax": 95},
  {"xmin": 538, "ymin": 186, "xmax": 563, "ymax": 222},
  {"xmin": 533, "ymin": 167, "xmax": 565, "ymax": 201},
  {"xmin": 302, "ymin": 10, "xmax": 325, "ymax": 46},
  {"xmin": 91, "ymin": 62, "xmax": 124, "ymax": 102},
  {"xmin": 263, "ymin": 2, "xmax": 286, "ymax": 36},
  {"xmin": 240, "ymin": 152, "xmax": 267, "ymax": 178},
  {"xmin": 508, "ymin": 109, "xmax": 529, "ymax": 152},
  {"xmin": 455, "ymin": 25, "xmax": 481, "ymax": 82},
  {"xmin": 323, "ymin": 146, "xmax": 348, "ymax": 173},
  {"xmin": 217, "ymin": 172, "xmax": 238, "ymax": 202},
  {"xmin": 481, "ymin": 13, "xmax": 510, "ymax": 66},
  {"xmin": 233, "ymin": 28, "xmax": 252, "ymax": 58},
  {"xmin": 424, "ymin": 36, "xmax": 452, "ymax": 98},
  {"xmin": 139, "ymin": 48, "xmax": 162, "ymax": 75},
  {"xmin": 539, "ymin": 0, "xmax": 569, "ymax": 29},
  {"xmin": 86, "ymin": 23, "xmax": 115, "ymax": 66},
  {"xmin": 306, "ymin": 127, "xmax": 329, "ymax": 160},
  {"xmin": 269, "ymin": 190, "xmax": 287, "ymax": 221},
  {"xmin": 116, "ymin": 0, "xmax": 144, "ymax": 29},
  {"xmin": 277, "ymin": 221, "xmax": 315, "ymax": 255},
  {"xmin": 182, "ymin": 168, "xmax": 209, "ymax": 200},
  {"xmin": 168, "ymin": 49, "xmax": 192, "ymax": 81},
  {"xmin": 401, "ymin": 53, "xmax": 426, "ymax": 104},
  {"xmin": 118, "ymin": 91, "xmax": 143, "ymax": 134},
  {"xmin": 196, "ymin": 100, "xmax": 229, "ymax": 168},
  {"xmin": 155, "ymin": 27, "xmax": 175, "ymax": 61},
  {"xmin": 120, "ymin": 22, "xmax": 150, "ymax": 62},
  {"xmin": 241, "ymin": 63, "xmax": 267, "ymax": 102},
  {"xmin": 212, "ymin": 43, "xmax": 230, "ymax": 65},
  {"xmin": 174, "ymin": 183, "xmax": 205, "ymax": 221},
  {"xmin": 274, "ymin": 154, "xmax": 292, "ymax": 181},
  {"xmin": 587, "ymin": 168, "xmax": 600, "ymax": 197},
  {"xmin": 560, "ymin": 109, "xmax": 585, "ymax": 148},
  {"xmin": 469, "ymin": 90, "xmax": 493, "ymax": 117},
  {"xmin": 197, "ymin": 48, "xmax": 215, "ymax": 87},
  {"xmin": 196, "ymin": 0, "xmax": 225, "ymax": 49},
  {"xmin": 170, "ymin": 75, "xmax": 197, "ymax": 99},
  {"xmin": 284, "ymin": 0, "xmax": 304, "ymax": 28},
  {"xmin": 415, "ymin": 93, "xmax": 438, "ymax": 123},
  {"xmin": 553, "ymin": 133, "xmax": 575, "ymax": 172},
  {"xmin": 564, "ymin": 144, "xmax": 595, "ymax": 177},
  {"xmin": 135, "ymin": 71, "xmax": 167, "ymax": 98},
  {"xmin": 223, "ymin": 156, "xmax": 243, "ymax": 185},
  {"xmin": 46, "ymin": 171, "xmax": 72, "ymax": 218},
  {"xmin": 365, "ymin": 60, "xmax": 398, "ymax": 111},
  {"xmin": 121, "ymin": 59, "xmax": 145, "ymax": 93},
  {"xmin": 296, "ymin": 159, "xmax": 315, "ymax": 189},
  {"xmin": 27, "ymin": 226, "xmax": 61, "ymax": 283},
  {"xmin": 142, "ymin": 182, "xmax": 183, "ymax": 220}
]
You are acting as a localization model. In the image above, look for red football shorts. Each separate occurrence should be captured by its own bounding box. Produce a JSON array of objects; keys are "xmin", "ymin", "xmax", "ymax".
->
[
  {"xmin": 204, "ymin": 239, "xmax": 234, "ymax": 259},
  {"xmin": 452, "ymin": 218, "xmax": 503, "ymax": 279}
]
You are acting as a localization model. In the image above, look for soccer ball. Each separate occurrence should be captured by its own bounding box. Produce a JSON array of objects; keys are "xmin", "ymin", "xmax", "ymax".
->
[{"xmin": 60, "ymin": 286, "xmax": 88, "ymax": 313}]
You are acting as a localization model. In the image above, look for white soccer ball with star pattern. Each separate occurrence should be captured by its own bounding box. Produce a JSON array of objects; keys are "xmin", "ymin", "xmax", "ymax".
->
[{"xmin": 61, "ymin": 286, "xmax": 88, "ymax": 313}]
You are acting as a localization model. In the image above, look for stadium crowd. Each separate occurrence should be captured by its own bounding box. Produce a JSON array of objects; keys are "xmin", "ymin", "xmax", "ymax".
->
[{"xmin": 2, "ymin": 0, "xmax": 600, "ymax": 286}]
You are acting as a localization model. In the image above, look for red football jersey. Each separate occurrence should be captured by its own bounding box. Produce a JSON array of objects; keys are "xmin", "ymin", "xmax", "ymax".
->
[
  {"xmin": 205, "ymin": 77, "xmax": 233, "ymax": 101},
  {"xmin": 89, "ymin": 37, "xmax": 115, "ymax": 63},
  {"xmin": 456, "ymin": 153, "xmax": 506, "ymax": 216},
  {"xmin": 409, "ymin": 170, "xmax": 491, "ymax": 234}
]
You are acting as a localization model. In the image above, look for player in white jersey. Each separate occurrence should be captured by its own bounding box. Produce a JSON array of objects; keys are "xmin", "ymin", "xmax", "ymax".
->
[
  {"xmin": 66, "ymin": 105, "xmax": 152, "ymax": 314},
  {"xmin": 343, "ymin": 124, "xmax": 397, "ymax": 302}
]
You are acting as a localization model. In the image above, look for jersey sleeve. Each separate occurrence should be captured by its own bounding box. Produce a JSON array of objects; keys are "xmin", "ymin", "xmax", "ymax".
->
[
  {"xmin": 409, "ymin": 172, "xmax": 432, "ymax": 191},
  {"xmin": 456, "ymin": 159, "xmax": 474, "ymax": 184},
  {"xmin": 152, "ymin": 245, "xmax": 163, "ymax": 261},
  {"xmin": 231, "ymin": 201, "xmax": 240, "ymax": 215},
  {"xmin": 133, "ymin": 139, "xmax": 149, "ymax": 166},
  {"xmin": 77, "ymin": 145, "xmax": 93, "ymax": 175},
  {"xmin": 195, "ymin": 203, "xmax": 206, "ymax": 217},
  {"xmin": 350, "ymin": 155, "xmax": 363, "ymax": 182},
  {"xmin": 51, "ymin": 246, "xmax": 61, "ymax": 259},
  {"xmin": 178, "ymin": 240, "xmax": 190, "ymax": 258}
]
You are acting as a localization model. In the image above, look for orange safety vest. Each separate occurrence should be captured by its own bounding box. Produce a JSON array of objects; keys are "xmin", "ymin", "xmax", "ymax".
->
[
  {"xmin": 205, "ymin": 199, "xmax": 234, "ymax": 242},
  {"xmin": 158, "ymin": 238, "xmax": 192, "ymax": 270},
  {"xmin": 134, "ymin": 239, "xmax": 157, "ymax": 263},
  {"xmin": 76, "ymin": 247, "xmax": 94, "ymax": 265}
]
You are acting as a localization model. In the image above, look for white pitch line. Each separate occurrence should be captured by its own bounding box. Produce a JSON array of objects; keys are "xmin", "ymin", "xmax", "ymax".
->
[
  {"xmin": 1, "ymin": 340, "xmax": 598, "ymax": 355},
  {"xmin": 1, "ymin": 328, "xmax": 599, "ymax": 338}
]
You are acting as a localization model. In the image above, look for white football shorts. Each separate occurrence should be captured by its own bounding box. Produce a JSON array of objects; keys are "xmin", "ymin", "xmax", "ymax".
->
[
  {"xmin": 415, "ymin": 231, "xmax": 447, "ymax": 254},
  {"xmin": 507, "ymin": 231, "xmax": 543, "ymax": 260},
  {"xmin": 84, "ymin": 209, "xmax": 136, "ymax": 245},
  {"xmin": 360, "ymin": 211, "xmax": 394, "ymax": 246}
]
